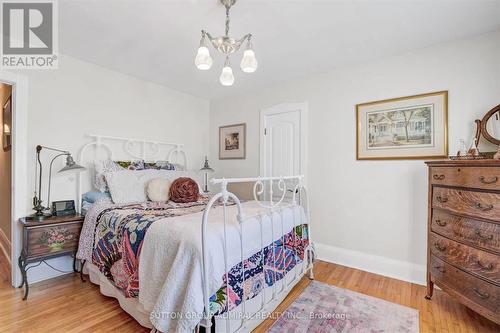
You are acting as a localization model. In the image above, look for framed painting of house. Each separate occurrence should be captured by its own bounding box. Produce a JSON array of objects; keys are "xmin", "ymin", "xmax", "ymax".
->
[
  {"xmin": 219, "ymin": 123, "xmax": 246, "ymax": 159},
  {"xmin": 356, "ymin": 91, "xmax": 448, "ymax": 160}
]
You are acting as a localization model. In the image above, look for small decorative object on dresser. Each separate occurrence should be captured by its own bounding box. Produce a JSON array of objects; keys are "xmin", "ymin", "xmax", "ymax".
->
[
  {"xmin": 425, "ymin": 159, "xmax": 499, "ymax": 325},
  {"xmin": 18, "ymin": 214, "xmax": 84, "ymax": 300},
  {"xmin": 356, "ymin": 91, "xmax": 448, "ymax": 160},
  {"xmin": 219, "ymin": 123, "xmax": 246, "ymax": 159}
]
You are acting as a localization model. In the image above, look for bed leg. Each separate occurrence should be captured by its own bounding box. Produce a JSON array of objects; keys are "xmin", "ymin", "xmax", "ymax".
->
[
  {"xmin": 308, "ymin": 266, "xmax": 315, "ymax": 280},
  {"xmin": 307, "ymin": 246, "xmax": 315, "ymax": 280}
]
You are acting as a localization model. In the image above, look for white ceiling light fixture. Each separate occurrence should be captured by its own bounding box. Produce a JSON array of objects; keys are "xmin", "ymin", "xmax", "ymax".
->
[{"xmin": 195, "ymin": 0, "xmax": 257, "ymax": 86}]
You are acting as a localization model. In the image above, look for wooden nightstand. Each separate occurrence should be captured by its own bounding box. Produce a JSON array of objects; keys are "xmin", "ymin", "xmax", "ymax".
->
[{"xmin": 18, "ymin": 214, "xmax": 84, "ymax": 300}]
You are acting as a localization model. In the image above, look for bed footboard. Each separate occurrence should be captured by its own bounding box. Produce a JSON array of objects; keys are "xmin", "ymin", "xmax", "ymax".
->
[{"xmin": 200, "ymin": 176, "xmax": 314, "ymax": 333}]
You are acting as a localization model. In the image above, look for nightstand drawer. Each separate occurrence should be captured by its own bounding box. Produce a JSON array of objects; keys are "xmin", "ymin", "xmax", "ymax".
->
[{"xmin": 24, "ymin": 221, "xmax": 82, "ymax": 259}]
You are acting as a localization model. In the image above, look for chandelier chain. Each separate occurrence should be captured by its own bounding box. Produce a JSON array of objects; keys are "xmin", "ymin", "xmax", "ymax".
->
[{"xmin": 225, "ymin": 7, "xmax": 230, "ymax": 36}]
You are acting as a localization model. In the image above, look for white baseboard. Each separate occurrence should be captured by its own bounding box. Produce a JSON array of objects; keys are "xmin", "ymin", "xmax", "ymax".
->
[
  {"xmin": 315, "ymin": 242, "xmax": 426, "ymax": 286},
  {"xmin": 0, "ymin": 228, "xmax": 11, "ymax": 265}
]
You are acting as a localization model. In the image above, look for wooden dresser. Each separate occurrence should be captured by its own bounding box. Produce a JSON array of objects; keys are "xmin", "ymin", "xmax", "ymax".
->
[{"xmin": 425, "ymin": 160, "xmax": 499, "ymax": 324}]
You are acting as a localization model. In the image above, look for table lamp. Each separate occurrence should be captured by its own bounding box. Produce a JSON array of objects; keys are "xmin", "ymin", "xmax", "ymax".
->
[
  {"xmin": 200, "ymin": 156, "xmax": 214, "ymax": 193},
  {"xmin": 31, "ymin": 145, "xmax": 86, "ymax": 221}
]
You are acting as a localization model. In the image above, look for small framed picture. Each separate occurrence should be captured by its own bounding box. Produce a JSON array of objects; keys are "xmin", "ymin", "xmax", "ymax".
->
[
  {"xmin": 3, "ymin": 96, "xmax": 12, "ymax": 152},
  {"xmin": 356, "ymin": 91, "xmax": 448, "ymax": 160},
  {"xmin": 219, "ymin": 123, "xmax": 246, "ymax": 159}
]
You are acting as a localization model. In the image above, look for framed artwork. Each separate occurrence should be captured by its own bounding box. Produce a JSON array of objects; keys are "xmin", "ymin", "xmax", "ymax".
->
[
  {"xmin": 356, "ymin": 91, "xmax": 448, "ymax": 160},
  {"xmin": 2, "ymin": 96, "xmax": 12, "ymax": 151},
  {"xmin": 219, "ymin": 123, "xmax": 246, "ymax": 159}
]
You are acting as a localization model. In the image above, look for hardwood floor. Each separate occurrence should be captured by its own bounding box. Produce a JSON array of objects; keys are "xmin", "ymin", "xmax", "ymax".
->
[{"xmin": 0, "ymin": 254, "xmax": 498, "ymax": 332}]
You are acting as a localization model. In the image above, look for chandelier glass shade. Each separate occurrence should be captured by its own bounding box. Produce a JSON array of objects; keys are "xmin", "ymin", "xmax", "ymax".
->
[
  {"xmin": 195, "ymin": 0, "xmax": 257, "ymax": 86},
  {"xmin": 195, "ymin": 46, "xmax": 213, "ymax": 70}
]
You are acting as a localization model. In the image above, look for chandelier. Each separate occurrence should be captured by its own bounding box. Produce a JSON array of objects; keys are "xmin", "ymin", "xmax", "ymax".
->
[{"xmin": 195, "ymin": 0, "xmax": 258, "ymax": 86}]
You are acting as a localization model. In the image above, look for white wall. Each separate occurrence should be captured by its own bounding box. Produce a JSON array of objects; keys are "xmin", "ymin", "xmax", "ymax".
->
[
  {"xmin": 209, "ymin": 30, "xmax": 500, "ymax": 284},
  {"xmin": 18, "ymin": 55, "xmax": 209, "ymax": 283}
]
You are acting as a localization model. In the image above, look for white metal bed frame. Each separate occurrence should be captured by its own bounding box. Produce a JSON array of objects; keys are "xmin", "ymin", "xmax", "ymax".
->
[
  {"xmin": 76, "ymin": 134, "xmax": 314, "ymax": 333},
  {"xmin": 200, "ymin": 176, "xmax": 314, "ymax": 333},
  {"xmin": 76, "ymin": 134, "xmax": 187, "ymax": 212}
]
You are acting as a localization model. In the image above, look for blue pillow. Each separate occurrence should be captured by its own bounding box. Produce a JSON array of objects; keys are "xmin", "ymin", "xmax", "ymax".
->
[{"xmin": 82, "ymin": 191, "xmax": 111, "ymax": 203}]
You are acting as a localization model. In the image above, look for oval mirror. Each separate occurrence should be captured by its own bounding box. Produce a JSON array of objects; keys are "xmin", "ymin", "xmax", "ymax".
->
[{"xmin": 479, "ymin": 104, "xmax": 500, "ymax": 146}]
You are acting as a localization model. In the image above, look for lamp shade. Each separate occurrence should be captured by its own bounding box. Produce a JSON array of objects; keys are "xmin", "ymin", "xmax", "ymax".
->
[
  {"xmin": 240, "ymin": 49, "xmax": 258, "ymax": 73},
  {"xmin": 195, "ymin": 46, "xmax": 213, "ymax": 70},
  {"xmin": 219, "ymin": 66, "xmax": 235, "ymax": 86},
  {"xmin": 58, "ymin": 155, "xmax": 85, "ymax": 173}
]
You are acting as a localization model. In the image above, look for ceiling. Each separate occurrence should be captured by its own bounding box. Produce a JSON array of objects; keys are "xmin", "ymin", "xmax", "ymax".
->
[{"xmin": 60, "ymin": 0, "xmax": 500, "ymax": 100}]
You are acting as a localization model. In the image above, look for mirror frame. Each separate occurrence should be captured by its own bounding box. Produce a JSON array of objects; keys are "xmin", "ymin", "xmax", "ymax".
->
[{"xmin": 475, "ymin": 104, "xmax": 500, "ymax": 146}]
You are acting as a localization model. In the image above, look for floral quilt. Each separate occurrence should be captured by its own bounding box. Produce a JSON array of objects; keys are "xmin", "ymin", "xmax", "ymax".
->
[
  {"xmin": 92, "ymin": 199, "xmax": 210, "ymax": 297},
  {"xmin": 209, "ymin": 224, "xmax": 309, "ymax": 315},
  {"xmin": 91, "ymin": 199, "xmax": 309, "ymax": 315}
]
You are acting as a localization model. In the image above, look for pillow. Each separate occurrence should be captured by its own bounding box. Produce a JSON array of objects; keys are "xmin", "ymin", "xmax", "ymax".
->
[
  {"xmin": 144, "ymin": 161, "xmax": 176, "ymax": 170},
  {"xmin": 104, "ymin": 169, "xmax": 183, "ymax": 204},
  {"xmin": 116, "ymin": 160, "xmax": 179, "ymax": 171},
  {"xmin": 105, "ymin": 170, "xmax": 148, "ymax": 204},
  {"xmin": 115, "ymin": 160, "xmax": 145, "ymax": 170},
  {"xmin": 93, "ymin": 160, "xmax": 124, "ymax": 192},
  {"xmin": 82, "ymin": 191, "xmax": 111, "ymax": 204},
  {"xmin": 147, "ymin": 178, "xmax": 171, "ymax": 202},
  {"xmin": 169, "ymin": 177, "xmax": 199, "ymax": 203}
]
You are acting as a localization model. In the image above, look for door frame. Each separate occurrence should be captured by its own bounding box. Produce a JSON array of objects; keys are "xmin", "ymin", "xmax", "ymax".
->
[
  {"xmin": 259, "ymin": 102, "xmax": 308, "ymax": 185},
  {"xmin": 0, "ymin": 71, "xmax": 29, "ymax": 287}
]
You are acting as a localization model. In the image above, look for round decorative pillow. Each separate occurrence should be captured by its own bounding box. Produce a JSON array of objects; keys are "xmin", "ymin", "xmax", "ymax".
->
[
  {"xmin": 169, "ymin": 177, "xmax": 199, "ymax": 203},
  {"xmin": 147, "ymin": 178, "xmax": 171, "ymax": 202}
]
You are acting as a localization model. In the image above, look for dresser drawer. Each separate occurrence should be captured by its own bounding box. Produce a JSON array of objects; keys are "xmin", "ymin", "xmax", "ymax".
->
[
  {"xmin": 430, "ymin": 233, "xmax": 500, "ymax": 285},
  {"xmin": 430, "ymin": 166, "xmax": 500, "ymax": 190},
  {"xmin": 431, "ymin": 210, "xmax": 500, "ymax": 254},
  {"xmin": 24, "ymin": 221, "xmax": 82, "ymax": 259},
  {"xmin": 431, "ymin": 255, "xmax": 499, "ymax": 320},
  {"xmin": 432, "ymin": 187, "xmax": 500, "ymax": 222}
]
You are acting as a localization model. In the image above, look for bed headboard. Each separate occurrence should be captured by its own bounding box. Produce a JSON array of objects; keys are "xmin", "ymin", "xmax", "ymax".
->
[{"xmin": 76, "ymin": 134, "xmax": 187, "ymax": 212}]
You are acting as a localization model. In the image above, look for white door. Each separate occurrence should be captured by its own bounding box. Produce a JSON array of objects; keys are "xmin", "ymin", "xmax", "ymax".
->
[{"xmin": 260, "ymin": 103, "xmax": 307, "ymax": 200}]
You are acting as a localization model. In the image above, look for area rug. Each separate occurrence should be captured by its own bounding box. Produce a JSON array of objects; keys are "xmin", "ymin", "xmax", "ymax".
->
[{"xmin": 268, "ymin": 281, "xmax": 419, "ymax": 333}]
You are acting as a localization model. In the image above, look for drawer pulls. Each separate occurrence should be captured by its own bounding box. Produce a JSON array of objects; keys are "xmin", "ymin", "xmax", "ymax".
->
[
  {"xmin": 434, "ymin": 242, "xmax": 447, "ymax": 252},
  {"xmin": 473, "ymin": 288, "xmax": 490, "ymax": 299},
  {"xmin": 475, "ymin": 229, "xmax": 493, "ymax": 241},
  {"xmin": 475, "ymin": 203, "xmax": 494, "ymax": 211},
  {"xmin": 476, "ymin": 260, "xmax": 494, "ymax": 271},
  {"xmin": 432, "ymin": 175, "xmax": 498, "ymax": 183},
  {"xmin": 436, "ymin": 196, "xmax": 448, "ymax": 203},
  {"xmin": 479, "ymin": 176, "xmax": 498, "ymax": 184},
  {"xmin": 435, "ymin": 219, "xmax": 447, "ymax": 227}
]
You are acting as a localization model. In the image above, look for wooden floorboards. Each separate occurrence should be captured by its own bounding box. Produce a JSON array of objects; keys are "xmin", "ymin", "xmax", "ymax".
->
[{"xmin": 0, "ymin": 253, "xmax": 498, "ymax": 332}]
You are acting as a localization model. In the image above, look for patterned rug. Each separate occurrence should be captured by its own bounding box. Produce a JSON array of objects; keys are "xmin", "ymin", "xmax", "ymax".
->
[{"xmin": 268, "ymin": 281, "xmax": 419, "ymax": 333}]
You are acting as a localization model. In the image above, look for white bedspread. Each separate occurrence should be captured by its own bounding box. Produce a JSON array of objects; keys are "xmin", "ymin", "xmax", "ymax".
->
[{"xmin": 139, "ymin": 200, "xmax": 305, "ymax": 333}]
